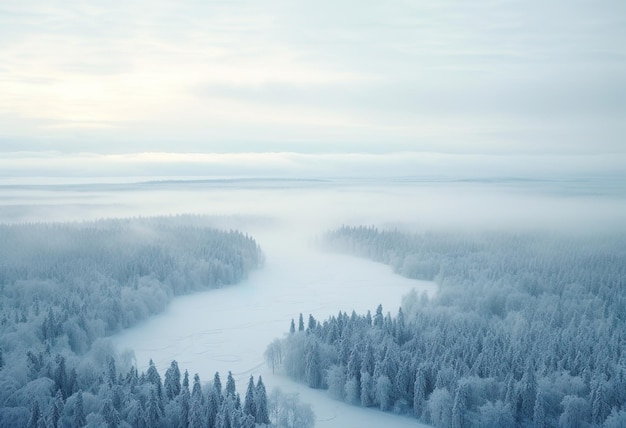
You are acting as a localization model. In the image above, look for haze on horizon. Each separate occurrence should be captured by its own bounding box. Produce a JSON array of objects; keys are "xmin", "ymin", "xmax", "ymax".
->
[{"xmin": 1, "ymin": 0, "xmax": 625, "ymax": 172}]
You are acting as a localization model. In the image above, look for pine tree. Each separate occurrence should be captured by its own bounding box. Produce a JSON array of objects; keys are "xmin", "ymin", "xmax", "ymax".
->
[
  {"xmin": 289, "ymin": 319, "xmax": 296, "ymax": 334},
  {"xmin": 374, "ymin": 304, "xmax": 384, "ymax": 328},
  {"xmin": 307, "ymin": 314, "xmax": 317, "ymax": 332},
  {"xmin": 74, "ymin": 390, "xmax": 86, "ymax": 427},
  {"xmin": 592, "ymin": 380, "xmax": 611, "ymax": 425},
  {"xmin": 49, "ymin": 389, "xmax": 63, "ymax": 428},
  {"xmin": 243, "ymin": 376, "xmax": 257, "ymax": 421},
  {"xmin": 346, "ymin": 345, "xmax": 362, "ymax": 385},
  {"xmin": 126, "ymin": 366, "xmax": 139, "ymax": 391},
  {"xmin": 298, "ymin": 313, "xmax": 305, "ymax": 332},
  {"xmin": 413, "ymin": 369, "xmax": 427, "ymax": 418},
  {"xmin": 54, "ymin": 355, "xmax": 68, "ymax": 398},
  {"xmin": 214, "ymin": 372, "xmax": 223, "ymax": 401},
  {"xmin": 206, "ymin": 385, "xmax": 220, "ymax": 428},
  {"xmin": 226, "ymin": 371, "xmax": 236, "ymax": 398},
  {"xmin": 102, "ymin": 398, "xmax": 121, "ymax": 428},
  {"xmin": 394, "ymin": 363, "xmax": 412, "ymax": 405},
  {"xmin": 375, "ymin": 375, "xmax": 392, "ymax": 411},
  {"xmin": 107, "ymin": 356, "xmax": 117, "ymax": 386},
  {"xmin": 452, "ymin": 382, "xmax": 470, "ymax": 428},
  {"xmin": 111, "ymin": 384, "xmax": 124, "ymax": 411},
  {"xmin": 189, "ymin": 389, "xmax": 205, "ymax": 428},
  {"xmin": 68, "ymin": 367, "xmax": 78, "ymax": 396},
  {"xmin": 192, "ymin": 373, "xmax": 203, "ymax": 400},
  {"xmin": 127, "ymin": 398, "xmax": 145, "ymax": 428},
  {"xmin": 360, "ymin": 371, "xmax": 374, "ymax": 407},
  {"xmin": 396, "ymin": 307, "xmax": 406, "ymax": 343},
  {"xmin": 146, "ymin": 387, "xmax": 162, "ymax": 427},
  {"xmin": 360, "ymin": 342, "xmax": 375, "ymax": 376},
  {"xmin": 147, "ymin": 359, "xmax": 164, "ymax": 410},
  {"xmin": 180, "ymin": 384, "xmax": 190, "ymax": 428},
  {"xmin": 518, "ymin": 367, "xmax": 537, "ymax": 422},
  {"xmin": 183, "ymin": 369, "xmax": 190, "ymax": 390},
  {"xmin": 216, "ymin": 397, "xmax": 234, "ymax": 428},
  {"xmin": 305, "ymin": 340, "xmax": 323, "ymax": 388},
  {"xmin": 165, "ymin": 360, "xmax": 181, "ymax": 400},
  {"xmin": 255, "ymin": 376, "xmax": 270, "ymax": 425}
]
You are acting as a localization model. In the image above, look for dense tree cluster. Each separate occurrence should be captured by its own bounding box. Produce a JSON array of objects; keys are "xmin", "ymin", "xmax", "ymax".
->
[
  {"xmin": 0, "ymin": 217, "xmax": 264, "ymax": 426},
  {"xmin": 271, "ymin": 226, "xmax": 626, "ymax": 427},
  {"xmin": 4, "ymin": 352, "xmax": 271, "ymax": 427}
]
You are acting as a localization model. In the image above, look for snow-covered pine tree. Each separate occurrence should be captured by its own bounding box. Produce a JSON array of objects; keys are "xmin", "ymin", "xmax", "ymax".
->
[
  {"xmin": 255, "ymin": 376, "xmax": 270, "ymax": 425},
  {"xmin": 243, "ymin": 375, "xmax": 257, "ymax": 421},
  {"xmin": 225, "ymin": 371, "xmax": 236, "ymax": 398},
  {"xmin": 165, "ymin": 360, "xmax": 181, "ymax": 400}
]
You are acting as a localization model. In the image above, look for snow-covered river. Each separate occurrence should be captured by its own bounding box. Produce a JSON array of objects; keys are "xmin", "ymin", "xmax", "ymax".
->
[{"xmin": 113, "ymin": 234, "xmax": 435, "ymax": 428}]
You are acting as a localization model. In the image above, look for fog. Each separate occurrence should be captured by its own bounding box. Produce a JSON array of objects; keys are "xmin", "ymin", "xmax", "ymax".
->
[{"xmin": 2, "ymin": 176, "xmax": 625, "ymax": 233}]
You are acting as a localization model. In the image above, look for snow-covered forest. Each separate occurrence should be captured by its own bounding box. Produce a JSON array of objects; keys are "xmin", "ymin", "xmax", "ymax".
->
[
  {"xmin": 0, "ymin": 216, "xmax": 270, "ymax": 426},
  {"xmin": 270, "ymin": 226, "xmax": 626, "ymax": 427}
]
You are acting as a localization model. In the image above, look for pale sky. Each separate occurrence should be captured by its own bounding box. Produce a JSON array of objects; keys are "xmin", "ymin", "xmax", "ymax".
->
[{"xmin": 1, "ymin": 0, "xmax": 625, "ymax": 160}]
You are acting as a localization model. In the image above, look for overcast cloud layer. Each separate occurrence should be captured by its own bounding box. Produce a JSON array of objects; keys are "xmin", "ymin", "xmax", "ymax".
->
[{"xmin": 1, "ymin": 0, "xmax": 625, "ymax": 158}]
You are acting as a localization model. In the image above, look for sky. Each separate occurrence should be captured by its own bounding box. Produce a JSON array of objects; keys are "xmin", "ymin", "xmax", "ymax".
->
[{"xmin": 1, "ymin": 0, "xmax": 625, "ymax": 177}]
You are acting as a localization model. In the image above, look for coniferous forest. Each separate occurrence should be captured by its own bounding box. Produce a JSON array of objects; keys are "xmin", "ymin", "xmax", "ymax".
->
[
  {"xmin": 270, "ymin": 226, "xmax": 626, "ymax": 427},
  {"xmin": 0, "ymin": 216, "xmax": 275, "ymax": 427}
]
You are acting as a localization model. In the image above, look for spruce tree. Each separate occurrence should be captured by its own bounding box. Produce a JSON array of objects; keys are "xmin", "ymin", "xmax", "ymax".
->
[
  {"xmin": 374, "ymin": 304, "xmax": 384, "ymax": 328},
  {"xmin": 165, "ymin": 360, "xmax": 182, "ymax": 400},
  {"xmin": 146, "ymin": 387, "xmax": 162, "ymax": 427},
  {"xmin": 180, "ymin": 384, "xmax": 190, "ymax": 428},
  {"xmin": 243, "ymin": 376, "xmax": 257, "ymax": 421},
  {"xmin": 206, "ymin": 385, "xmax": 220, "ymax": 428},
  {"xmin": 214, "ymin": 372, "xmax": 223, "ymax": 402},
  {"xmin": 226, "ymin": 371, "xmax": 236, "ymax": 398},
  {"xmin": 192, "ymin": 373, "xmax": 203, "ymax": 401},
  {"xmin": 307, "ymin": 314, "xmax": 317, "ymax": 332},
  {"xmin": 74, "ymin": 390, "xmax": 86, "ymax": 427},
  {"xmin": 305, "ymin": 340, "xmax": 323, "ymax": 388},
  {"xmin": 360, "ymin": 371, "xmax": 373, "ymax": 407},
  {"xmin": 255, "ymin": 376, "xmax": 270, "ymax": 425},
  {"xmin": 147, "ymin": 359, "xmax": 164, "ymax": 410},
  {"xmin": 413, "ymin": 369, "xmax": 427, "ymax": 418},
  {"xmin": 54, "ymin": 355, "xmax": 68, "ymax": 398},
  {"xmin": 107, "ymin": 356, "xmax": 117, "ymax": 386},
  {"xmin": 49, "ymin": 390, "xmax": 63, "ymax": 428},
  {"xmin": 298, "ymin": 313, "xmax": 305, "ymax": 332},
  {"xmin": 452, "ymin": 382, "xmax": 469, "ymax": 428},
  {"xmin": 102, "ymin": 398, "xmax": 121, "ymax": 428},
  {"xmin": 189, "ymin": 390, "xmax": 205, "ymax": 428}
]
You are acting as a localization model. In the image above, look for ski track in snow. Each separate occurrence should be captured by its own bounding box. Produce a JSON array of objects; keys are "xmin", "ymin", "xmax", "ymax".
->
[{"xmin": 113, "ymin": 236, "xmax": 435, "ymax": 428}]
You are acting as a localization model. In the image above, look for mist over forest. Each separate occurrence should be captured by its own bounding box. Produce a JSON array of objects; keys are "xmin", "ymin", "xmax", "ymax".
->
[
  {"xmin": 270, "ymin": 226, "xmax": 626, "ymax": 426},
  {"xmin": 0, "ymin": 177, "xmax": 624, "ymax": 428}
]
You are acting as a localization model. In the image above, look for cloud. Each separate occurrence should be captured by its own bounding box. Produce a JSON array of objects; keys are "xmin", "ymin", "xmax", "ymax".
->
[{"xmin": 0, "ymin": 0, "xmax": 624, "ymax": 155}]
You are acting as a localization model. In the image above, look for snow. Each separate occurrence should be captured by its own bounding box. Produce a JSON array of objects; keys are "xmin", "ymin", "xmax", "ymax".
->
[{"xmin": 112, "ymin": 231, "xmax": 435, "ymax": 428}]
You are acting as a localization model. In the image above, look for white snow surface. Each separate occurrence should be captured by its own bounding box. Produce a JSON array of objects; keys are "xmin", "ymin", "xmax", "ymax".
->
[{"xmin": 113, "ymin": 233, "xmax": 435, "ymax": 428}]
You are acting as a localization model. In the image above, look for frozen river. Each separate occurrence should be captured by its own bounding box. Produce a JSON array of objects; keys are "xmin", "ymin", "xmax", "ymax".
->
[{"xmin": 113, "ymin": 233, "xmax": 435, "ymax": 428}]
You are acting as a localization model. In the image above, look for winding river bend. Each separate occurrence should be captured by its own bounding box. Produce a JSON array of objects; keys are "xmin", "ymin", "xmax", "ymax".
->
[{"xmin": 113, "ymin": 235, "xmax": 435, "ymax": 428}]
